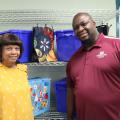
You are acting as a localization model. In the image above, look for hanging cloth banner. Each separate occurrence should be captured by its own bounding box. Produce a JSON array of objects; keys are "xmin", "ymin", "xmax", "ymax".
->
[{"xmin": 33, "ymin": 26, "xmax": 57, "ymax": 62}]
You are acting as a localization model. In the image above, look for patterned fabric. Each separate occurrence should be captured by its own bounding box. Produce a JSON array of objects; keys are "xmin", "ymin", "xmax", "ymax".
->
[
  {"xmin": 33, "ymin": 26, "xmax": 57, "ymax": 62},
  {"xmin": 29, "ymin": 78, "xmax": 50, "ymax": 116},
  {"xmin": 0, "ymin": 64, "xmax": 34, "ymax": 120}
]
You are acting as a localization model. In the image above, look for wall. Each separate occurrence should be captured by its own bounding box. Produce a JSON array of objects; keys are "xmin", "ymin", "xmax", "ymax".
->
[
  {"xmin": 0, "ymin": 0, "xmax": 115, "ymax": 10},
  {"xmin": 0, "ymin": 0, "xmax": 116, "ymax": 37}
]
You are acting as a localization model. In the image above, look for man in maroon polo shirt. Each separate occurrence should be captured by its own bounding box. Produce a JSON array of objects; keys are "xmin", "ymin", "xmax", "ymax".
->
[{"xmin": 67, "ymin": 12, "xmax": 120, "ymax": 120}]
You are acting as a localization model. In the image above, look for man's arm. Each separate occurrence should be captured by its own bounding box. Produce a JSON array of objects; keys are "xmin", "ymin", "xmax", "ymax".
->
[
  {"xmin": 67, "ymin": 84, "xmax": 74, "ymax": 120},
  {"xmin": 66, "ymin": 62, "xmax": 75, "ymax": 120}
]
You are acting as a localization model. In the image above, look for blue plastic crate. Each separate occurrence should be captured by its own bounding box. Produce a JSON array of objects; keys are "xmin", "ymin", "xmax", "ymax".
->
[
  {"xmin": 29, "ymin": 77, "xmax": 51, "ymax": 116},
  {"xmin": 55, "ymin": 30, "xmax": 81, "ymax": 61},
  {"xmin": 9, "ymin": 30, "xmax": 33, "ymax": 63},
  {"xmin": 54, "ymin": 78, "xmax": 67, "ymax": 112},
  {"xmin": 0, "ymin": 30, "xmax": 10, "ymax": 35}
]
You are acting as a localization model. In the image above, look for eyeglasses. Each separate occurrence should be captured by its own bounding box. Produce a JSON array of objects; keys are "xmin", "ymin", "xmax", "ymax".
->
[{"xmin": 73, "ymin": 20, "xmax": 92, "ymax": 30}]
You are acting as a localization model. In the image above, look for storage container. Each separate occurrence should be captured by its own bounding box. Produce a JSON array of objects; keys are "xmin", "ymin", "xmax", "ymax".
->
[
  {"xmin": 55, "ymin": 30, "xmax": 81, "ymax": 61},
  {"xmin": 0, "ymin": 30, "xmax": 10, "ymax": 35},
  {"xmin": 29, "ymin": 77, "xmax": 51, "ymax": 116},
  {"xmin": 54, "ymin": 78, "xmax": 67, "ymax": 112}
]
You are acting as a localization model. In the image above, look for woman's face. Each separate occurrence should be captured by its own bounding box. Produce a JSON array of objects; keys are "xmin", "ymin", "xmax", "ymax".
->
[{"xmin": 2, "ymin": 45, "xmax": 20, "ymax": 66}]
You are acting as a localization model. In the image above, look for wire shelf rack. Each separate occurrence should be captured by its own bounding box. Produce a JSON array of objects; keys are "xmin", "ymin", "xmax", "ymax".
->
[{"xmin": 0, "ymin": 9, "xmax": 118, "ymax": 26}]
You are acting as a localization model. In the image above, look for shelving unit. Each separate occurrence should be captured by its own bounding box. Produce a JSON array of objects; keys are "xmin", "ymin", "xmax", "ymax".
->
[
  {"xmin": 27, "ymin": 62, "xmax": 67, "ymax": 120},
  {"xmin": 0, "ymin": 9, "xmax": 118, "ymax": 26},
  {"xmin": 26, "ymin": 62, "xmax": 67, "ymax": 67},
  {"xmin": 27, "ymin": 62, "xmax": 67, "ymax": 80},
  {"xmin": 34, "ymin": 96, "xmax": 67, "ymax": 120}
]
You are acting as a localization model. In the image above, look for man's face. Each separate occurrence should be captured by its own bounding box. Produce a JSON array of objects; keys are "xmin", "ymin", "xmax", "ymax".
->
[{"xmin": 73, "ymin": 15, "xmax": 96, "ymax": 42}]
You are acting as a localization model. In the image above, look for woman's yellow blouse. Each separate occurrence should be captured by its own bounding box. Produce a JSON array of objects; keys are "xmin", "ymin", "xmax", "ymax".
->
[{"xmin": 0, "ymin": 64, "xmax": 34, "ymax": 120}]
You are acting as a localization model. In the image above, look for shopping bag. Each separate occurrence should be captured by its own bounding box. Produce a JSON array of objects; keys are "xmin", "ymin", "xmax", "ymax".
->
[{"xmin": 33, "ymin": 26, "xmax": 57, "ymax": 62}]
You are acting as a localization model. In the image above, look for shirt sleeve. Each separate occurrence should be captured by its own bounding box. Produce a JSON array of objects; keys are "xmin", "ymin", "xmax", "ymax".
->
[
  {"xmin": 17, "ymin": 64, "xmax": 27, "ymax": 72},
  {"xmin": 113, "ymin": 38, "xmax": 120, "ymax": 60},
  {"xmin": 66, "ymin": 62, "xmax": 74, "ymax": 89}
]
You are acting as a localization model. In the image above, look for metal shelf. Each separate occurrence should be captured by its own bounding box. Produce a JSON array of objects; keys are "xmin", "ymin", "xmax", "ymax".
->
[
  {"xmin": 0, "ymin": 9, "xmax": 119, "ymax": 26},
  {"xmin": 34, "ymin": 96, "xmax": 67, "ymax": 120},
  {"xmin": 34, "ymin": 112, "xmax": 67, "ymax": 120},
  {"xmin": 26, "ymin": 62, "xmax": 67, "ymax": 67}
]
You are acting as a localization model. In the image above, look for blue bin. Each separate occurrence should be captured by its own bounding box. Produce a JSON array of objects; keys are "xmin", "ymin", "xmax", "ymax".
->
[
  {"xmin": 9, "ymin": 30, "xmax": 33, "ymax": 63},
  {"xmin": 55, "ymin": 30, "xmax": 81, "ymax": 61},
  {"xmin": 29, "ymin": 77, "xmax": 51, "ymax": 116},
  {"xmin": 54, "ymin": 78, "xmax": 67, "ymax": 112},
  {"xmin": 0, "ymin": 30, "xmax": 10, "ymax": 35}
]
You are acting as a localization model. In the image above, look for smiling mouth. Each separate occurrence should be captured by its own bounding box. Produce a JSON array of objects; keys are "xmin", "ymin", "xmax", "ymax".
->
[
  {"xmin": 79, "ymin": 33, "xmax": 88, "ymax": 39},
  {"xmin": 9, "ymin": 56, "xmax": 18, "ymax": 59}
]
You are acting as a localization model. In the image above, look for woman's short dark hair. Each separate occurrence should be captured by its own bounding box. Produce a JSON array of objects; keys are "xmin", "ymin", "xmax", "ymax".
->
[{"xmin": 0, "ymin": 33, "xmax": 23, "ymax": 62}]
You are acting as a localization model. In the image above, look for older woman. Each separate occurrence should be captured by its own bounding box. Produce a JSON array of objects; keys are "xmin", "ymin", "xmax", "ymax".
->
[{"xmin": 0, "ymin": 33, "xmax": 34, "ymax": 120}]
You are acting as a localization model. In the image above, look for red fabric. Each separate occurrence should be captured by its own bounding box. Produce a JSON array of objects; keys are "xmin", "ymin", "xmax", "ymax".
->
[{"xmin": 67, "ymin": 34, "xmax": 120, "ymax": 120}]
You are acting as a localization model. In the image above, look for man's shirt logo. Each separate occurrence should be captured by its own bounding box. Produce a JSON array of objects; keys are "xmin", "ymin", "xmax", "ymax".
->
[{"xmin": 96, "ymin": 51, "xmax": 107, "ymax": 58}]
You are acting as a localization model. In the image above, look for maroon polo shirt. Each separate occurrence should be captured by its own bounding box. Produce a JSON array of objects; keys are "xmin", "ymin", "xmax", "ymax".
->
[{"xmin": 67, "ymin": 33, "xmax": 120, "ymax": 120}]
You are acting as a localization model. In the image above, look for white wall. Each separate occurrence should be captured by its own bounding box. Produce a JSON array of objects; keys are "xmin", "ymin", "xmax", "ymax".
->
[
  {"xmin": 0, "ymin": 0, "xmax": 115, "ymax": 10},
  {"xmin": 0, "ymin": 0, "xmax": 116, "ymax": 36}
]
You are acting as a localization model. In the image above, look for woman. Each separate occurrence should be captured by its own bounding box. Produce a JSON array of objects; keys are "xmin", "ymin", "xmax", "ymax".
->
[{"xmin": 0, "ymin": 33, "xmax": 34, "ymax": 120}]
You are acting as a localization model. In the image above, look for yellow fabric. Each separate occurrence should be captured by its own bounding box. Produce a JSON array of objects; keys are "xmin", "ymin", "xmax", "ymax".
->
[{"xmin": 0, "ymin": 63, "xmax": 34, "ymax": 120}]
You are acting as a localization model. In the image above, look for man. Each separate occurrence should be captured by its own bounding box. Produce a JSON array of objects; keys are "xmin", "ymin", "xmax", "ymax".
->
[{"xmin": 66, "ymin": 12, "xmax": 120, "ymax": 120}]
